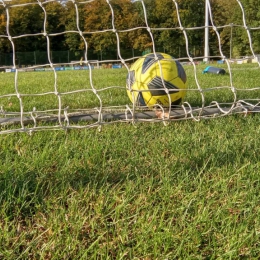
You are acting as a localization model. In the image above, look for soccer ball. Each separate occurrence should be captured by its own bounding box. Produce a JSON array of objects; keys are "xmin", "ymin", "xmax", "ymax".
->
[{"xmin": 126, "ymin": 52, "xmax": 187, "ymax": 107}]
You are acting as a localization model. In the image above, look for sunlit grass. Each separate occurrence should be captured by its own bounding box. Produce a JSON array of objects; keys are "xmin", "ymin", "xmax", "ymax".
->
[
  {"xmin": 0, "ymin": 63, "xmax": 260, "ymax": 259},
  {"xmin": 1, "ymin": 63, "xmax": 260, "ymax": 113}
]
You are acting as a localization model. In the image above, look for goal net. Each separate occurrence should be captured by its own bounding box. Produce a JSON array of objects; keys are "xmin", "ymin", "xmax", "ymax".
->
[{"xmin": 0, "ymin": 0, "xmax": 260, "ymax": 134}]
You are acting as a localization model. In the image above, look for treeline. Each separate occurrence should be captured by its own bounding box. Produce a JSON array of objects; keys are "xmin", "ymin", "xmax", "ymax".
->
[{"xmin": 0, "ymin": 0, "xmax": 259, "ymax": 61}]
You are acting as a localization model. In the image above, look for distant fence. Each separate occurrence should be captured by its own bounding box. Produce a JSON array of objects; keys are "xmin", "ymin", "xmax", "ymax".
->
[
  {"xmin": 4, "ymin": 66, "xmax": 95, "ymax": 73},
  {"xmin": 0, "ymin": 46, "xmax": 203, "ymax": 67},
  {"xmin": 0, "ymin": 50, "xmax": 89, "ymax": 67},
  {"xmin": 4, "ymin": 64, "xmax": 127, "ymax": 73},
  {"xmin": 0, "ymin": 49, "xmax": 144, "ymax": 67}
]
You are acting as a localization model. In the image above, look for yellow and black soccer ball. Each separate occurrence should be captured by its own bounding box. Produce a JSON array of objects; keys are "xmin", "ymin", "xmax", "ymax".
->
[{"xmin": 126, "ymin": 52, "xmax": 187, "ymax": 107}]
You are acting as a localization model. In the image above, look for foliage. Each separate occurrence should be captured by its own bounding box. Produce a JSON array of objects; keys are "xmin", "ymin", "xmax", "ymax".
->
[
  {"xmin": 0, "ymin": 0, "xmax": 259, "ymax": 58},
  {"xmin": 232, "ymin": 0, "xmax": 260, "ymax": 56}
]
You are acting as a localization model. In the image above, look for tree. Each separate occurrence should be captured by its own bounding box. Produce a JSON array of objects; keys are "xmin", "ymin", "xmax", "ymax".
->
[
  {"xmin": 63, "ymin": 0, "xmax": 86, "ymax": 55},
  {"xmin": 81, "ymin": 0, "xmax": 151, "ymax": 59},
  {"xmin": 235, "ymin": 0, "xmax": 260, "ymax": 55},
  {"xmin": 44, "ymin": 1, "xmax": 67, "ymax": 51},
  {"xmin": 207, "ymin": 0, "xmax": 238, "ymax": 57},
  {"xmin": 0, "ymin": 5, "xmax": 10, "ymax": 52},
  {"xmin": 213, "ymin": 0, "xmax": 260, "ymax": 57},
  {"xmin": 0, "ymin": 0, "xmax": 68, "ymax": 53},
  {"xmin": 6, "ymin": 0, "xmax": 44, "ymax": 51},
  {"xmin": 146, "ymin": 0, "xmax": 205, "ymax": 57},
  {"xmin": 0, "ymin": 0, "xmax": 258, "ymax": 61}
]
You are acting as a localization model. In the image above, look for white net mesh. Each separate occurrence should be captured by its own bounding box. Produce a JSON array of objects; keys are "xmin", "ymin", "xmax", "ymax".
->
[{"xmin": 0, "ymin": 0, "xmax": 260, "ymax": 134}]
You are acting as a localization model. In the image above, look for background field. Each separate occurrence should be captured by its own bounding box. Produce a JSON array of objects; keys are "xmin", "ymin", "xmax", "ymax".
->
[
  {"xmin": 1, "ymin": 63, "xmax": 260, "ymax": 114},
  {"xmin": 0, "ymin": 63, "xmax": 260, "ymax": 259}
]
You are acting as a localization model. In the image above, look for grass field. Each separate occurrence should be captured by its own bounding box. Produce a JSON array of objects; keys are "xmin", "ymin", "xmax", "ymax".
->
[
  {"xmin": 1, "ymin": 63, "xmax": 260, "ymax": 115},
  {"xmin": 0, "ymin": 63, "xmax": 260, "ymax": 259}
]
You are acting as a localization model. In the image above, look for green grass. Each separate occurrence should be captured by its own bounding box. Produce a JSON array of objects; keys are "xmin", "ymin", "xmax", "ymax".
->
[
  {"xmin": 0, "ymin": 63, "xmax": 260, "ymax": 259},
  {"xmin": 1, "ymin": 63, "xmax": 260, "ymax": 114}
]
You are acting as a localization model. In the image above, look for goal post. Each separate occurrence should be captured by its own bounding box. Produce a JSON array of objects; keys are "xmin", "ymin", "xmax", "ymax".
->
[{"xmin": 0, "ymin": 0, "xmax": 260, "ymax": 134}]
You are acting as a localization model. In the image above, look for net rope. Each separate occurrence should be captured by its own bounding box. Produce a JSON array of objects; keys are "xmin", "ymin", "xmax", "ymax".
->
[{"xmin": 0, "ymin": 0, "xmax": 260, "ymax": 134}]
